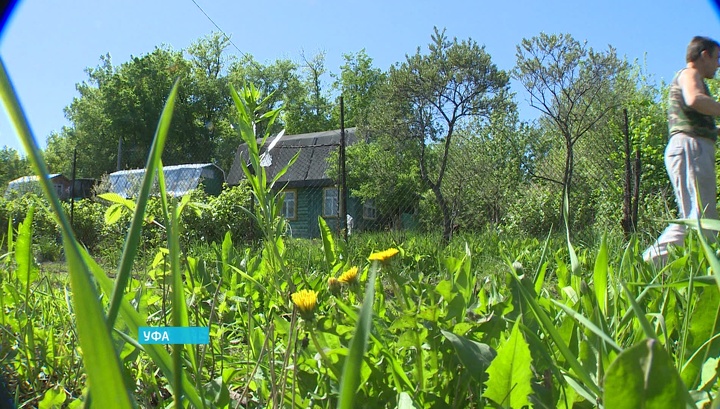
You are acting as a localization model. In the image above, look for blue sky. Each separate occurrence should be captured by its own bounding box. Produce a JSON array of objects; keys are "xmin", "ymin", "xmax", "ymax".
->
[{"xmin": 1, "ymin": 0, "xmax": 720, "ymax": 155}]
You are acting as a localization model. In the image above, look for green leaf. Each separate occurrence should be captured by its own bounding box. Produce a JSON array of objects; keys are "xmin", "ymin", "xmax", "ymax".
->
[
  {"xmin": 103, "ymin": 203, "xmax": 125, "ymax": 225},
  {"xmin": 441, "ymin": 329, "xmax": 496, "ymax": 385},
  {"xmin": 510, "ymin": 272, "xmax": 601, "ymax": 397},
  {"xmin": 680, "ymin": 286, "xmax": 720, "ymax": 389},
  {"xmin": 15, "ymin": 205, "xmax": 36, "ymax": 288},
  {"xmin": 98, "ymin": 192, "xmax": 135, "ymax": 208},
  {"xmin": 621, "ymin": 282, "xmax": 657, "ymax": 339},
  {"xmin": 38, "ymin": 385, "xmax": 66, "ymax": 409},
  {"xmin": 483, "ymin": 319, "xmax": 534, "ymax": 408},
  {"xmin": 338, "ymin": 260, "xmax": 378, "ymax": 409},
  {"xmin": 593, "ymin": 235, "xmax": 609, "ymax": 315},
  {"xmin": 604, "ymin": 339, "xmax": 692, "ymax": 409},
  {"xmin": 318, "ymin": 216, "xmax": 337, "ymax": 270},
  {"xmin": 397, "ymin": 392, "xmax": 417, "ymax": 409}
]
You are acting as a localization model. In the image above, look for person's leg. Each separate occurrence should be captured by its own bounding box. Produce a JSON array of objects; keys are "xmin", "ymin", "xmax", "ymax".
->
[
  {"xmin": 694, "ymin": 136, "xmax": 718, "ymax": 239},
  {"xmin": 643, "ymin": 134, "xmax": 695, "ymax": 262}
]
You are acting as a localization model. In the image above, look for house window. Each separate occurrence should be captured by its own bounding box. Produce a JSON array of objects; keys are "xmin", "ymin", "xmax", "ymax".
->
[
  {"xmin": 323, "ymin": 187, "xmax": 339, "ymax": 217},
  {"xmin": 363, "ymin": 199, "xmax": 377, "ymax": 220},
  {"xmin": 281, "ymin": 190, "xmax": 297, "ymax": 220}
]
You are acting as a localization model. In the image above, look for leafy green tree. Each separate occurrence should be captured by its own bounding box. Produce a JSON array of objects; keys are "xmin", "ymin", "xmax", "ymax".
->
[
  {"xmin": 187, "ymin": 32, "xmax": 236, "ymax": 171},
  {"xmin": 368, "ymin": 28, "xmax": 511, "ymax": 243},
  {"xmin": 0, "ymin": 146, "xmax": 31, "ymax": 189},
  {"xmin": 514, "ymin": 33, "xmax": 628, "ymax": 228},
  {"xmin": 46, "ymin": 48, "xmax": 203, "ymax": 178},
  {"xmin": 283, "ymin": 51, "xmax": 334, "ymax": 134},
  {"xmin": 331, "ymin": 50, "xmax": 386, "ymax": 128},
  {"xmin": 228, "ymin": 55, "xmax": 304, "ymax": 138},
  {"xmin": 338, "ymin": 134, "xmax": 423, "ymax": 230},
  {"xmin": 441, "ymin": 108, "xmax": 538, "ymax": 230}
]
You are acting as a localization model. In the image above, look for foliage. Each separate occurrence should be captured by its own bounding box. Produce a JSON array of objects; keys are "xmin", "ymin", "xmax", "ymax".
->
[
  {"xmin": 368, "ymin": 27, "xmax": 511, "ymax": 243},
  {"xmin": 330, "ymin": 49, "xmax": 386, "ymax": 128},
  {"xmin": 0, "ymin": 146, "xmax": 30, "ymax": 188},
  {"xmin": 514, "ymin": 33, "xmax": 629, "ymax": 229}
]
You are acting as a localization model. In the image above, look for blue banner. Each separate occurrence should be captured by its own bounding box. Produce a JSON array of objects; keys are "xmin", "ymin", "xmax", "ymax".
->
[{"xmin": 138, "ymin": 326, "xmax": 209, "ymax": 344}]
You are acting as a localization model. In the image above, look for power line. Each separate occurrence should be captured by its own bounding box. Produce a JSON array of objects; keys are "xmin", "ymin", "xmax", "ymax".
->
[{"xmin": 189, "ymin": 0, "xmax": 251, "ymax": 62}]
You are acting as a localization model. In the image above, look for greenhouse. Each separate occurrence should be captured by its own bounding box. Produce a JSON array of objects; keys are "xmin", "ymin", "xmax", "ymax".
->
[{"xmin": 108, "ymin": 163, "xmax": 225, "ymax": 198}]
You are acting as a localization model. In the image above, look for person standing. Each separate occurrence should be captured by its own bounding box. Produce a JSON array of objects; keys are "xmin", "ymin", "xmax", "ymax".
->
[{"xmin": 644, "ymin": 36, "xmax": 720, "ymax": 264}]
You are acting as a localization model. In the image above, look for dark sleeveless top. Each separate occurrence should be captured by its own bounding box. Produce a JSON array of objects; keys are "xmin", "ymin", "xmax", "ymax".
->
[{"xmin": 668, "ymin": 69, "xmax": 717, "ymax": 141}]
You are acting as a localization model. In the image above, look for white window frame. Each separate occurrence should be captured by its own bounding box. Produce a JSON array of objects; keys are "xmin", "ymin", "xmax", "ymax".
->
[
  {"xmin": 323, "ymin": 187, "xmax": 339, "ymax": 217},
  {"xmin": 281, "ymin": 189, "xmax": 297, "ymax": 220},
  {"xmin": 363, "ymin": 199, "xmax": 377, "ymax": 220}
]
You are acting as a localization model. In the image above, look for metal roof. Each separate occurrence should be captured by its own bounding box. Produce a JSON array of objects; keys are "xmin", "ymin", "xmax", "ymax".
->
[
  {"xmin": 227, "ymin": 128, "xmax": 357, "ymax": 186},
  {"xmin": 108, "ymin": 163, "xmax": 225, "ymax": 198}
]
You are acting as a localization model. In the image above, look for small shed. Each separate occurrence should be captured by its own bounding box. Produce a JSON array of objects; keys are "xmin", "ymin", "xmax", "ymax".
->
[
  {"xmin": 228, "ymin": 128, "xmax": 377, "ymax": 238},
  {"xmin": 5, "ymin": 174, "xmax": 73, "ymax": 200},
  {"xmin": 71, "ymin": 178, "xmax": 99, "ymax": 200},
  {"xmin": 108, "ymin": 163, "xmax": 225, "ymax": 198}
]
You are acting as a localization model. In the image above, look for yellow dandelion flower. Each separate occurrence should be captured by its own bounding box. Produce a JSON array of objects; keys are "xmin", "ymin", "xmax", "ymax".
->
[
  {"xmin": 338, "ymin": 266, "xmax": 359, "ymax": 284},
  {"xmin": 328, "ymin": 277, "xmax": 341, "ymax": 293},
  {"xmin": 368, "ymin": 248, "xmax": 399, "ymax": 262},
  {"xmin": 291, "ymin": 289, "xmax": 318, "ymax": 314}
]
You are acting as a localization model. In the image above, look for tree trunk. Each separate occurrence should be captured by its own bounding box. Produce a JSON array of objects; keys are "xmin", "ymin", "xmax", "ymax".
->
[
  {"xmin": 560, "ymin": 139, "xmax": 574, "ymax": 231},
  {"xmin": 622, "ymin": 108, "xmax": 634, "ymax": 237},
  {"xmin": 431, "ymin": 184, "xmax": 453, "ymax": 245}
]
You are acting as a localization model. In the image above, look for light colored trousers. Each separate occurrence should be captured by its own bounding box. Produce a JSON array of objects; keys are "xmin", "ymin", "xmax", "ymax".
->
[{"xmin": 643, "ymin": 133, "xmax": 718, "ymax": 263}]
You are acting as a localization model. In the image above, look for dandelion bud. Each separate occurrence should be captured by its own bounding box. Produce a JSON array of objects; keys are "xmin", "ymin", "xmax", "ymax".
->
[{"xmin": 328, "ymin": 277, "xmax": 341, "ymax": 294}]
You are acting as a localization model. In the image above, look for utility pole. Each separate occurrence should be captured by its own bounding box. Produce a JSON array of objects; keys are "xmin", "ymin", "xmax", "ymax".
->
[{"xmin": 339, "ymin": 96, "xmax": 347, "ymax": 241}]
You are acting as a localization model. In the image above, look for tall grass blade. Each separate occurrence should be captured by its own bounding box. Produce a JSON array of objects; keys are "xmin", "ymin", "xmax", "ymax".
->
[
  {"xmin": 0, "ymin": 58, "xmax": 133, "ymax": 407},
  {"xmin": 684, "ymin": 217, "xmax": 720, "ymax": 295},
  {"xmin": 551, "ymin": 300, "xmax": 622, "ymax": 352},
  {"xmin": 533, "ymin": 229, "xmax": 553, "ymax": 295},
  {"xmin": 621, "ymin": 282, "xmax": 657, "ymax": 339},
  {"xmin": 319, "ymin": 216, "xmax": 338, "ymax": 271},
  {"xmin": 563, "ymin": 190, "xmax": 580, "ymax": 274},
  {"xmin": 15, "ymin": 206, "xmax": 35, "ymax": 289},
  {"xmin": 594, "ymin": 235, "xmax": 609, "ymax": 315},
  {"xmin": 338, "ymin": 261, "xmax": 378, "ymax": 409},
  {"xmin": 510, "ymin": 273, "xmax": 600, "ymax": 396},
  {"xmin": 80, "ymin": 248, "xmax": 205, "ymax": 407},
  {"xmin": 106, "ymin": 79, "xmax": 180, "ymax": 329}
]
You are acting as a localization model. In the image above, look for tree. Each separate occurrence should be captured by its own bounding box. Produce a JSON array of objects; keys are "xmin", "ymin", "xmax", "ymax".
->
[
  {"xmin": 514, "ymin": 33, "xmax": 628, "ymax": 227},
  {"xmin": 441, "ymin": 107, "xmax": 537, "ymax": 230},
  {"xmin": 368, "ymin": 28, "xmax": 511, "ymax": 243},
  {"xmin": 336, "ymin": 135, "xmax": 423, "ymax": 230},
  {"xmin": 46, "ymin": 47, "xmax": 205, "ymax": 178},
  {"xmin": 0, "ymin": 146, "xmax": 31, "ymax": 188},
  {"xmin": 283, "ymin": 51, "xmax": 334, "ymax": 134},
  {"xmin": 228, "ymin": 55, "xmax": 304, "ymax": 138},
  {"xmin": 187, "ymin": 32, "xmax": 236, "ymax": 171},
  {"xmin": 331, "ymin": 50, "xmax": 386, "ymax": 128}
]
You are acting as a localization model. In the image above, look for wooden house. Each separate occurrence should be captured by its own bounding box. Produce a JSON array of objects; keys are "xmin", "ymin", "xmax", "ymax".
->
[{"xmin": 227, "ymin": 128, "xmax": 379, "ymax": 238}]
